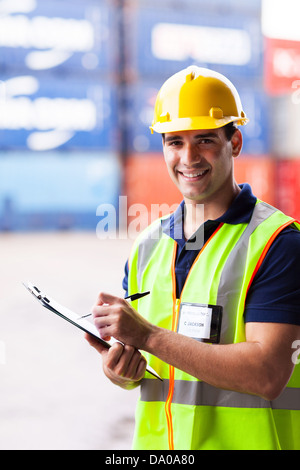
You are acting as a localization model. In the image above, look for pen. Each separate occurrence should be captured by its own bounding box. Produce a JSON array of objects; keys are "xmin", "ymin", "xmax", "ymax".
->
[
  {"xmin": 78, "ymin": 289, "xmax": 160, "ymax": 381},
  {"xmin": 125, "ymin": 290, "xmax": 150, "ymax": 301},
  {"xmin": 77, "ymin": 291, "xmax": 150, "ymax": 320}
]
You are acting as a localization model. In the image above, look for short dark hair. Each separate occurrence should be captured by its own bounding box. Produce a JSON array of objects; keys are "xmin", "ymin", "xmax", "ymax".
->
[
  {"xmin": 222, "ymin": 122, "xmax": 238, "ymax": 141},
  {"xmin": 161, "ymin": 122, "xmax": 238, "ymax": 143}
]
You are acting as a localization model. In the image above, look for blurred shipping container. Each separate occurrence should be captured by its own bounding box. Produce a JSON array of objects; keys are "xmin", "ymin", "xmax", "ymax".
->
[
  {"xmin": 127, "ymin": 0, "xmax": 262, "ymax": 16},
  {"xmin": 276, "ymin": 160, "xmax": 300, "ymax": 220},
  {"xmin": 237, "ymin": 87, "xmax": 270, "ymax": 155},
  {"xmin": 124, "ymin": 153, "xmax": 181, "ymax": 228},
  {"xmin": 262, "ymin": 0, "xmax": 300, "ymax": 42},
  {"xmin": 124, "ymin": 80, "xmax": 162, "ymax": 154},
  {"xmin": 124, "ymin": 4, "xmax": 263, "ymax": 80},
  {"xmin": 269, "ymin": 94, "xmax": 300, "ymax": 158},
  {"xmin": 0, "ymin": 75, "xmax": 119, "ymax": 151},
  {"xmin": 264, "ymin": 37, "xmax": 300, "ymax": 95},
  {"xmin": 1, "ymin": 0, "xmax": 299, "ymax": 233},
  {"xmin": 0, "ymin": 152, "xmax": 121, "ymax": 230},
  {"xmin": 262, "ymin": 0, "xmax": 300, "ymax": 95},
  {"xmin": 0, "ymin": 0, "xmax": 123, "ymax": 232},
  {"xmin": 0, "ymin": 0, "xmax": 118, "ymax": 77},
  {"xmin": 234, "ymin": 155, "xmax": 276, "ymax": 205}
]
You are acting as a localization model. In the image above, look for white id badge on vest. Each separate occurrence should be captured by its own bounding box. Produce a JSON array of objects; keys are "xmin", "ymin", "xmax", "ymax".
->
[{"xmin": 177, "ymin": 302, "xmax": 222, "ymax": 344}]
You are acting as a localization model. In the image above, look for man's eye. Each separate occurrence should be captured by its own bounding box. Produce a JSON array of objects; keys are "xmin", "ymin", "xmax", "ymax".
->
[{"xmin": 169, "ymin": 140, "xmax": 182, "ymax": 146}]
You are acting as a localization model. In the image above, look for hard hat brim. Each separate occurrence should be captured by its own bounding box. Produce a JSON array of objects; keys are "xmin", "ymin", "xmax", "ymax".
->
[{"xmin": 150, "ymin": 115, "xmax": 249, "ymax": 134}]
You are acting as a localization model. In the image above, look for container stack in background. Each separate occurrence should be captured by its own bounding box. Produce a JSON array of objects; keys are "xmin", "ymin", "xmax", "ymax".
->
[
  {"xmin": 0, "ymin": 0, "xmax": 122, "ymax": 231},
  {"xmin": 262, "ymin": 0, "xmax": 300, "ymax": 219},
  {"xmin": 122, "ymin": 0, "xmax": 277, "ymax": 218},
  {"xmin": 0, "ymin": 0, "xmax": 300, "ymax": 234}
]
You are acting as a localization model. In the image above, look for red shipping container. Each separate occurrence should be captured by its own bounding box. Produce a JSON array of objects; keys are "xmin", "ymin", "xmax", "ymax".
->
[
  {"xmin": 234, "ymin": 156, "xmax": 276, "ymax": 206},
  {"xmin": 264, "ymin": 37, "xmax": 300, "ymax": 95},
  {"xmin": 125, "ymin": 153, "xmax": 181, "ymax": 205},
  {"xmin": 276, "ymin": 160, "xmax": 300, "ymax": 220},
  {"xmin": 124, "ymin": 154, "xmax": 181, "ymax": 231}
]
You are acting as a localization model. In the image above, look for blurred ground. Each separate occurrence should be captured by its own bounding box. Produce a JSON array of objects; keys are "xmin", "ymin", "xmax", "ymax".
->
[{"xmin": 0, "ymin": 232, "xmax": 140, "ymax": 450}]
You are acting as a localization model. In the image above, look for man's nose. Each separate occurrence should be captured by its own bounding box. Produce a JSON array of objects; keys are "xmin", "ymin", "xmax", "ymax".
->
[{"xmin": 181, "ymin": 143, "xmax": 201, "ymax": 166}]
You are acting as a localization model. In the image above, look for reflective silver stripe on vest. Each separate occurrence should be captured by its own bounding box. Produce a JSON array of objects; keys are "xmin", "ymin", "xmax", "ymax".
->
[
  {"xmin": 217, "ymin": 202, "xmax": 277, "ymax": 343},
  {"xmin": 137, "ymin": 222, "xmax": 163, "ymax": 291},
  {"xmin": 141, "ymin": 379, "xmax": 300, "ymax": 411}
]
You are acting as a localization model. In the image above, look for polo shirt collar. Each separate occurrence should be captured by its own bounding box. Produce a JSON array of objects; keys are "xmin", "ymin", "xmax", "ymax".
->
[{"xmin": 162, "ymin": 183, "xmax": 257, "ymax": 240}]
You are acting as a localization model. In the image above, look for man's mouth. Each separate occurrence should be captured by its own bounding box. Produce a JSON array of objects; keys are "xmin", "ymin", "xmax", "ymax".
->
[{"xmin": 178, "ymin": 169, "xmax": 209, "ymax": 180}]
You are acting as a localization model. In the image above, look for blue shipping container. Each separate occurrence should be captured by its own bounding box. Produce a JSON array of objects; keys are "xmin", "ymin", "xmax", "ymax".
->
[
  {"xmin": 0, "ymin": 0, "xmax": 118, "ymax": 76},
  {"xmin": 0, "ymin": 151, "xmax": 121, "ymax": 231},
  {"xmin": 0, "ymin": 74, "xmax": 118, "ymax": 151},
  {"xmin": 126, "ymin": 81, "xmax": 270, "ymax": 156},
  {"xmin": 125, "ymin": 6, "xmax": 263, "ymax": 80},
  {"xmin": 133, "ymin": 0, "xmax": 262, "ymax": 17}
]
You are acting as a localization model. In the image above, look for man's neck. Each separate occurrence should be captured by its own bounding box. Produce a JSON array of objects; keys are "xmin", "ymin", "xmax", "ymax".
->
[{"xmin": 183, "ymin": 183, "xmax": 241, "ymax": 240}]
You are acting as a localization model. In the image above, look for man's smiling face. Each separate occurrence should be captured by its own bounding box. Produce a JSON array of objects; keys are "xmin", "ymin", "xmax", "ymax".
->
[{"xmin": 162, "ymin": 127, "xmax": 242, "ymax": 205}]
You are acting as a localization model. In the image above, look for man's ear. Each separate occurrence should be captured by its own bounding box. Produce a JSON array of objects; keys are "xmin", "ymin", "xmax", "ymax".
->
[{"xmin": 231, "ymin": 129, "xmax": 243, "ymax": 158}]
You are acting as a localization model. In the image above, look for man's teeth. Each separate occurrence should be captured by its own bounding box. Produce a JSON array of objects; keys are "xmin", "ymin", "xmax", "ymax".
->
[{"xmin": 182, "ymin": 170, "xmax": 207, "ymax": 178}]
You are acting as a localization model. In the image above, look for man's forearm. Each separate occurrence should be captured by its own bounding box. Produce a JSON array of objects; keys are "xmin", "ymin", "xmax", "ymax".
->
[
  {"xmin": 91, "ymin": 294, "xmax": 297, "ymax": 400},
  {"xmin": 144, "ymin": 324, "xmax": 285, "ymax": 401}
]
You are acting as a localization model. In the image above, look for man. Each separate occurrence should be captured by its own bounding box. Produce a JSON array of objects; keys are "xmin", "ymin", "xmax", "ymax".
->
[{"xmin": 86, "ymin": 66, "xmax": 300, "ymax": 450}]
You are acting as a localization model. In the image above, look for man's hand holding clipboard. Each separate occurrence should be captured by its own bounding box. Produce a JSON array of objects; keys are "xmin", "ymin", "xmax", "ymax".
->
[{"xmin": 23, "ymin": 281, "xmax": 162, "ymax": 382}]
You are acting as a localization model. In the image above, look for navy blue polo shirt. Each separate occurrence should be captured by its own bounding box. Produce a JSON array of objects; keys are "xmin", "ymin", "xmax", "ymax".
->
[{"xmin": 123, "ymin": 184, "xmax": 300, "ymax": 325}]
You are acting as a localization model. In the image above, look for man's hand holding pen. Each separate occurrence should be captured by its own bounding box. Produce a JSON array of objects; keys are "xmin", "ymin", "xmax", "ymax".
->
[
  {"xmin": 91, "ymin": 292, "xmax": 153, "ymax": 349},
  {"xmin": 84, "ymin": 291, "xmax": 153, "ymax": 389}
]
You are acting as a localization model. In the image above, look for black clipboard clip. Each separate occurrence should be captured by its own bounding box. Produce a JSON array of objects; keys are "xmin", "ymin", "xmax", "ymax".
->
[{"xmin": 23, "ymin": 281, "xmax": 162, "ymax": 381}]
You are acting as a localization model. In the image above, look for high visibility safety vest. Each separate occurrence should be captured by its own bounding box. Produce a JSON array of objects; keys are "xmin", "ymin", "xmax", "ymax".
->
[{"xmin": 127, "ymin": 200, "xmax": 300, "ymax": 450}]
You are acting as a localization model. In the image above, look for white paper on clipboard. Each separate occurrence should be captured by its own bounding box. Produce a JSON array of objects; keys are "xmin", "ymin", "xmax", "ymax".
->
[{"xmin": 23, "ymin": 280, "xmax": 110, "ymax": 346}]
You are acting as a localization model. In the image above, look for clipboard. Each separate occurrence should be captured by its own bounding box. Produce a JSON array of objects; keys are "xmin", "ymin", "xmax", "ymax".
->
[{"xmin": 23, "ymin": 281, "xmax": 162, "ymax": 381}]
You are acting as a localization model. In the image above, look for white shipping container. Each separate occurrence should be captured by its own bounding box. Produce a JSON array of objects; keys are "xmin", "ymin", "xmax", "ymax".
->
[{"xmin": 270, "ymin": 93, "xmax": 300, "ymax": 158}]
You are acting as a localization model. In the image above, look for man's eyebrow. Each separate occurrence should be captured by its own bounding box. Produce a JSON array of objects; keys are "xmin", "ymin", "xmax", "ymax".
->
[
  {"xmin": 164, "ymin": 135, "xmax": 183, "ymax": 142},
  {"xmin": 164, "ymin": 132, "xmax": 218, "ymax": 143},
  {"xmin": 194, "ymin": 132, "xmax": 218, "ymax": 139}
]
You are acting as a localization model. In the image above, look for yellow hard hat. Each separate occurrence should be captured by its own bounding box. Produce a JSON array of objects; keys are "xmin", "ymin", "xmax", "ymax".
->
[{"xmin": 150, "ymin": 66, "xmax": 249, "ymax": 134}]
